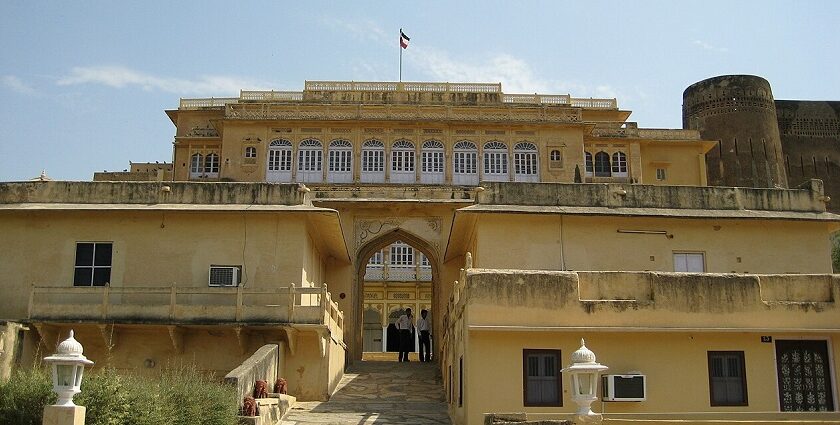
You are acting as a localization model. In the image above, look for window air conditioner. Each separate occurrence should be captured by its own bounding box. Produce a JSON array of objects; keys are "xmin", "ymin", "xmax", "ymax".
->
[
  {"xmin": 602, "ymin": 374, "xmax": 646, "ymax": 402},
  {"xmin": 209, "ymin": 266, "xmax": 241, "ymax": 287}
]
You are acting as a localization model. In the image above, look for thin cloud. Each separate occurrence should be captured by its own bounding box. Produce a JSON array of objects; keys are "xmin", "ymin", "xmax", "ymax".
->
[
  {"xmin": 320, "ymin": 17, "xmax": 389, "ymax": 44},
  {"xmin": 2, "ymin": 75, "xmax": 37, "ymax": 95},
  {"xmin": 56, "ymin": 66, "xmax": 277, "ymax": 95},
  {"xmin": 692, "ymin": 40, "xmax": 728, "ymax": 53}
]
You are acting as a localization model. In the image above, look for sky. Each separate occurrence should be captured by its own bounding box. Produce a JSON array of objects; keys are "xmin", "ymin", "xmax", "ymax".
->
[{"xmin": 1, "ymin": 1, "xmax": 839, "ymax": 181}]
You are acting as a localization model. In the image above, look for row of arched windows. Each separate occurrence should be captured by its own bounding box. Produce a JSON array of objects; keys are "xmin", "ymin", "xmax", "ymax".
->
[
  {"xmin": 584, "ymin": 151, "xmax": 628, "ymax": 178},
  {"xmin": 262, "ymin": 138, "xmax": 541, "ymax": 184}
]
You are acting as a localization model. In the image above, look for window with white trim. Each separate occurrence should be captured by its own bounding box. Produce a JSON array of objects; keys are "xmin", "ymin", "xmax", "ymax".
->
[
  {"xmin": 483, "ymin": 141, "xmax": 509, "ymax": 180},
  {"xmin": 549, "ymin": 149, "xmax": 562, "ymax": 169},
  {"xmin": 514, "ymin": 142, "xmax": 539, "ymax": 181},
  {"xmin": 204, "ymin": 153, "xmax": 220, "ymax": 177},
  {"xmin": 297, "ymin": 139, "xmax": 323, "ymax": 182},
  {"xmin": 389, "ymin": 241, "xmax": 414, "ymax": 266},
  {"xmin": 594, "ymin": 151, "xmax": 611, "ymax": 177},
  {"xmin": 421, "ymin": 140, "xmax": 444, "ymax": 184},
  {"xmin": 74, "ymin": 242, "xmax": 112, "ymax": 286},
  {"xmin": 267, "ymin": 139, "xmax": 292, "ymax": 172},
  {"xmin": 612, "ymin": 151, "xmax": 628, "ymax": 177},
  {"xmin": 328, "ymin": 139, "xmax": 353, "ymax": 172},
  {"xmin": 190, "ymin": 153, "xmax": 203, "ymax": 178},
  {"xmin": 368, "ymin": 250, "xmax": 384, "ymax": 265},
  {"xmin": 674, "ymin": 252, "xmax": 705, "ymax": 272},
  {"xmin": 362, "ymin": 140, "xmax": 385, "ymax": 172},
  {"xmin": 391, "ymin": 139, "xmax": 415, "ymax": 183},
  {"xmin": 585, "ymin": 152, "xmax": 594, "ymax": 176},
  {"xmin": 656, "ymin": 168, "xmax": 667, "ymax": 181},
  {"xmin": 244, "ymin": 146, "xmax": 257, "ymax": 158},
  {"xmin": 453, "ymin": 140, "xmax": 478, "ymax": 185}
]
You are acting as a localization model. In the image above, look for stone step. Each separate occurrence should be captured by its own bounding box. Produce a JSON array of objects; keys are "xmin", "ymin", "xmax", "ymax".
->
[{"xmin": 282, "ymin": 360, "xmax": 450, "ymax": 424}]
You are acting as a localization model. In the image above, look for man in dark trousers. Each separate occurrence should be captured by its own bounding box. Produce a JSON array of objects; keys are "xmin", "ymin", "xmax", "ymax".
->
[
  {"xmin": 417, "ymin": 309, "xmax": 431, "ymax": 362},
  {"xmin": 396, "ymin": 308, "xmax": 413, "ymax": 362}
]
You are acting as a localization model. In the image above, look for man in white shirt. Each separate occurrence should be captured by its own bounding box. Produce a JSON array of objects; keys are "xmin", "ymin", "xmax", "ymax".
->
[
  {"xmin": 395, "ymin": 308, "xmax": 413, "ymax": 362},
  {"xmin": 417, "ymin": 309, "xmax": 431, "ymax": 362}
]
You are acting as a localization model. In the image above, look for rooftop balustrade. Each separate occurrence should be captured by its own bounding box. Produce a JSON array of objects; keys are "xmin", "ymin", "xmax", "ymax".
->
[{"xmin": 177, "ymin": 81, "xmax": 618, "ymax": 110}]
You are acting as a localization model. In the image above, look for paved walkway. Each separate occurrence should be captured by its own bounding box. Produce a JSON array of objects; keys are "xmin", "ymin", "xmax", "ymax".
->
[{"xmin": 283, "ymin": 360, "xmax": 451, "ymax": 424}]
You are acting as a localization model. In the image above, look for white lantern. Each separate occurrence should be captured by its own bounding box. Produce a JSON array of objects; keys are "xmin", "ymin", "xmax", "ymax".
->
[
  {"xmin": 561, "ymin": 339, "xmax": 608, "ymax": 419},
  {"xmin": 43, "ymin": 330, "xmax": 94, "ymax": 407}
]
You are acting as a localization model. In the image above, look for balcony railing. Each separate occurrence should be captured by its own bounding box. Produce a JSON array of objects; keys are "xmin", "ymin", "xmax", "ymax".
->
[
  {"xmin": 364, "ymin": 265, "xmax": 432, "ymax": 281},
  {"xmin": 28, "ymin": 284, "xmax": 344, "ymax": 338}
]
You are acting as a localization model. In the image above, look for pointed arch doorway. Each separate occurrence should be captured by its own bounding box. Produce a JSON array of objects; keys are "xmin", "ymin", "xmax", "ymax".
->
[{"xmin": 353, "ymin": 228, "xmax": 440, "ymax": 362}]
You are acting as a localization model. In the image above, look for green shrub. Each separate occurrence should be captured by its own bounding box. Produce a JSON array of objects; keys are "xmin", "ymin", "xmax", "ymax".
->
[
  {"xmin": 0, "ymin": 366, "xmax": 238, "ymax": 425},
  {"xmin": 0, "ymin": 367, "xmax": 55, "ymax": 425}
]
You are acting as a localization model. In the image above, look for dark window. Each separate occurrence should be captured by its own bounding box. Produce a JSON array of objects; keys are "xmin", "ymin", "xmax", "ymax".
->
[
  {"xmin": 585, "ymin": 152, "xmax": 594, "ymax": 174},
  {"xmin": 523, "ymin": 349, "xmax": 562, "ymax": 406},
  {"xmin": 594, "ymin": 152, "xmax": 611, "ymax": 177},
  {"xmin": 74, "ymin": 242, "xmax": 112, "ymax": 286},
  {"xmin": 708, "ymin": 351, "xmax": 748, "ymax": 406}
]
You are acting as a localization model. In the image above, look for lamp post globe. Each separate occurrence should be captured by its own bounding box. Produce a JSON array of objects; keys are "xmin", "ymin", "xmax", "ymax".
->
[
  {"xmin": 43, "ymin": 330, "xmax": 94, "ymax": 407},
  {"xmin": 561, "ymin": 338, "xmax": 608, "ymax": 419}
]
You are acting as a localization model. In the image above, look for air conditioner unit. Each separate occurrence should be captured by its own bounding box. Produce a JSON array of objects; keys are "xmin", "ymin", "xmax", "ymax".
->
[
  {"xmin": 209, "ymin": 266, "xmax": 241, "ymax": 287},
  {"xmin": 602, "ymin": 374, "xmax": 646, "ymax": 402}
]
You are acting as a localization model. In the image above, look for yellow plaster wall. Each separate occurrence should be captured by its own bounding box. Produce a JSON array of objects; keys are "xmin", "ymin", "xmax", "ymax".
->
[
  {"xmin": 474, "ymin": 214, "xmax": 832, "ymax": 274},
  {"xmin": 0, "ymin": 210, "xmax": 311, "ymax": 320},
  {"xmin": 640, "ymin": 143, "xmax": 708, "ymax": 186},
  {"xmin": 463, "ymin": 331, "xmax": 840, "ymax": 425}
]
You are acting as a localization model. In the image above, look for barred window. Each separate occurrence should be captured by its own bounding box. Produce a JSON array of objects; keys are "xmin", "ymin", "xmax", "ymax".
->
[
  {"xmin": 708, "ymin": 351, "xmax": 747, "ymax": 406},
  {"xmin": 523, "ymin": 349, "xmax": 561, "ymax": 406}
]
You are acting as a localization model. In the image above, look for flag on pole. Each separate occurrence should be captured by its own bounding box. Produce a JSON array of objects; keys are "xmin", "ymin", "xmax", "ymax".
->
[{"xmin": 400, "ymin": 29, "xmax": 410, "ymax": 49}]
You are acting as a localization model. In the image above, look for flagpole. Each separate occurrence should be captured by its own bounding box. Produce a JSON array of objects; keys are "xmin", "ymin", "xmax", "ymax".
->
[{"xmin": 399, "ymin": 41, "xmax": 403, "ymax": 82}]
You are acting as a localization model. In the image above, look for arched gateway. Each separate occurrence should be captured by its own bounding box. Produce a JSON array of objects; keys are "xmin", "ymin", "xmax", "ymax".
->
[{"xmin": 351, "ymin": 228, "xmax": 441, "ymax": 362}]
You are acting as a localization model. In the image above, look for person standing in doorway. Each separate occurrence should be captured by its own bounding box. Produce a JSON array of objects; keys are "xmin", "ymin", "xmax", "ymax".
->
[
  {"xmin": 418, "ymin": 309, "xmax": 431, "ymax": 362},
  {"xmin": 396, "ymin": 308, "xmax": 413, "ymax": 362}
]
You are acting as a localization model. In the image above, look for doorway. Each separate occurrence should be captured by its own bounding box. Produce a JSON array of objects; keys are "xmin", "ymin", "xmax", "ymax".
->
[{"xmin": 775, "ymin": 339, "xmax": 835, "ymax": 411}]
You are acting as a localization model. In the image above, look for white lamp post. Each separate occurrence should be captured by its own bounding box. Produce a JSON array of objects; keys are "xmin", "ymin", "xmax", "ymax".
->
[
  {"xmin": 562, "ymin": 339, "xmax": 608, "ymax": 421},
  {"xmin": 43, "ymin": 330, "xmax": 94, "ymax": 407}
]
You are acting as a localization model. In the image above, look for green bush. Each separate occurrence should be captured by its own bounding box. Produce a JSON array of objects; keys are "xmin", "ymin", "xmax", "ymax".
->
[
  {"xmin": 0, "ymin": 366, "xmax": 238, "ymax": 425},
  {"xmin": 0, "ymin": 367, "xmax": 55, "ymax": 425}
]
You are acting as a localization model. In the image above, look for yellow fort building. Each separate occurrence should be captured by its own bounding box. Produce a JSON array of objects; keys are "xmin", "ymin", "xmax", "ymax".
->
[{"xmin": 1, "ymin": 79, "xmax": 839, "ymax": 424}]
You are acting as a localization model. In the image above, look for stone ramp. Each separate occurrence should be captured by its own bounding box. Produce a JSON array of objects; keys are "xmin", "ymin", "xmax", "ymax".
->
[{"xmin": 283, "ymin": 361, "xmax": 450, "ymax": 424}]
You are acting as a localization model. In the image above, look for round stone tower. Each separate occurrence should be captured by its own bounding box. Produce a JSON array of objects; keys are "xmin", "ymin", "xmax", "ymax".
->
[{"xmin": 683, "ymin": 75, "xmax": 787, "ymax": 188}]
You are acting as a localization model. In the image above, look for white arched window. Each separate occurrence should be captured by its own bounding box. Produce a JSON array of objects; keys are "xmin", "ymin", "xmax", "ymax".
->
[
  {"xmin": 328, "ymin": 139, "xmax": 353, "ymax": 183},
  {"xmin": 361, "ymin": 139, "xmax": 385, "ymax": 183},
  {"xmin": 453, "ymin": 140, "xmax": 478, "ymax": 185},
  {"xmin": 190, "ymin": 153, "xmax": 203, "ymax": 179},
  {"xmin": 297, "ymin": 139, "xmax": 323, "ymax": 183},
  {"xmin": 267, "ymin": 139, "xmax": 292, "ymax": 182},
  {"xmin": 483, "ymin": 141, "xmax": 509, "ymax": 182},
  {"xmin": 390, "ymin": 139, "xmax": 415, "ymax": 183},
  {"xmin": 204, "ymin": 153, "xmax": 220, "ymax": 178},
  {"xmin": 514, "ymin": 142, "xmax": 539, "ymax": 182},
  {"xmin": 612, "ymin": 151, "xmax": 628, "ymax": 177},
  {"xmin": 594, "ymin": 151, "xmax": 611, "ymax": 177},
  {"xmin": 585, "ymin": 152, "xmax": 594, "ymax": 177},
  {"xmin": 421, "ymin": 140, "xmax": 445, "ymax": 184}
]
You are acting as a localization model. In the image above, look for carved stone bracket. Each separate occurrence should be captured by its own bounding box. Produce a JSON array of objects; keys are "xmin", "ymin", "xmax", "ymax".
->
[
  {"xmin": 167, "ymin": 325, "xmax": 185, "ymax": 354},
  {"xmin": 282, "ymin": 327, "xmax": 298, "ymax": 356}
]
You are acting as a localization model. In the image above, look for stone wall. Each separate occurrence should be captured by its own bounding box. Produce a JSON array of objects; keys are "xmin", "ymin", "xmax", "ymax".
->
[
  {"xmin": 0, "ymin": 181, "xmax": 306, "ymax": 205},
  {"xmin": 478, "ymin": 180, "xmax": 826, "ymax": 213}
]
